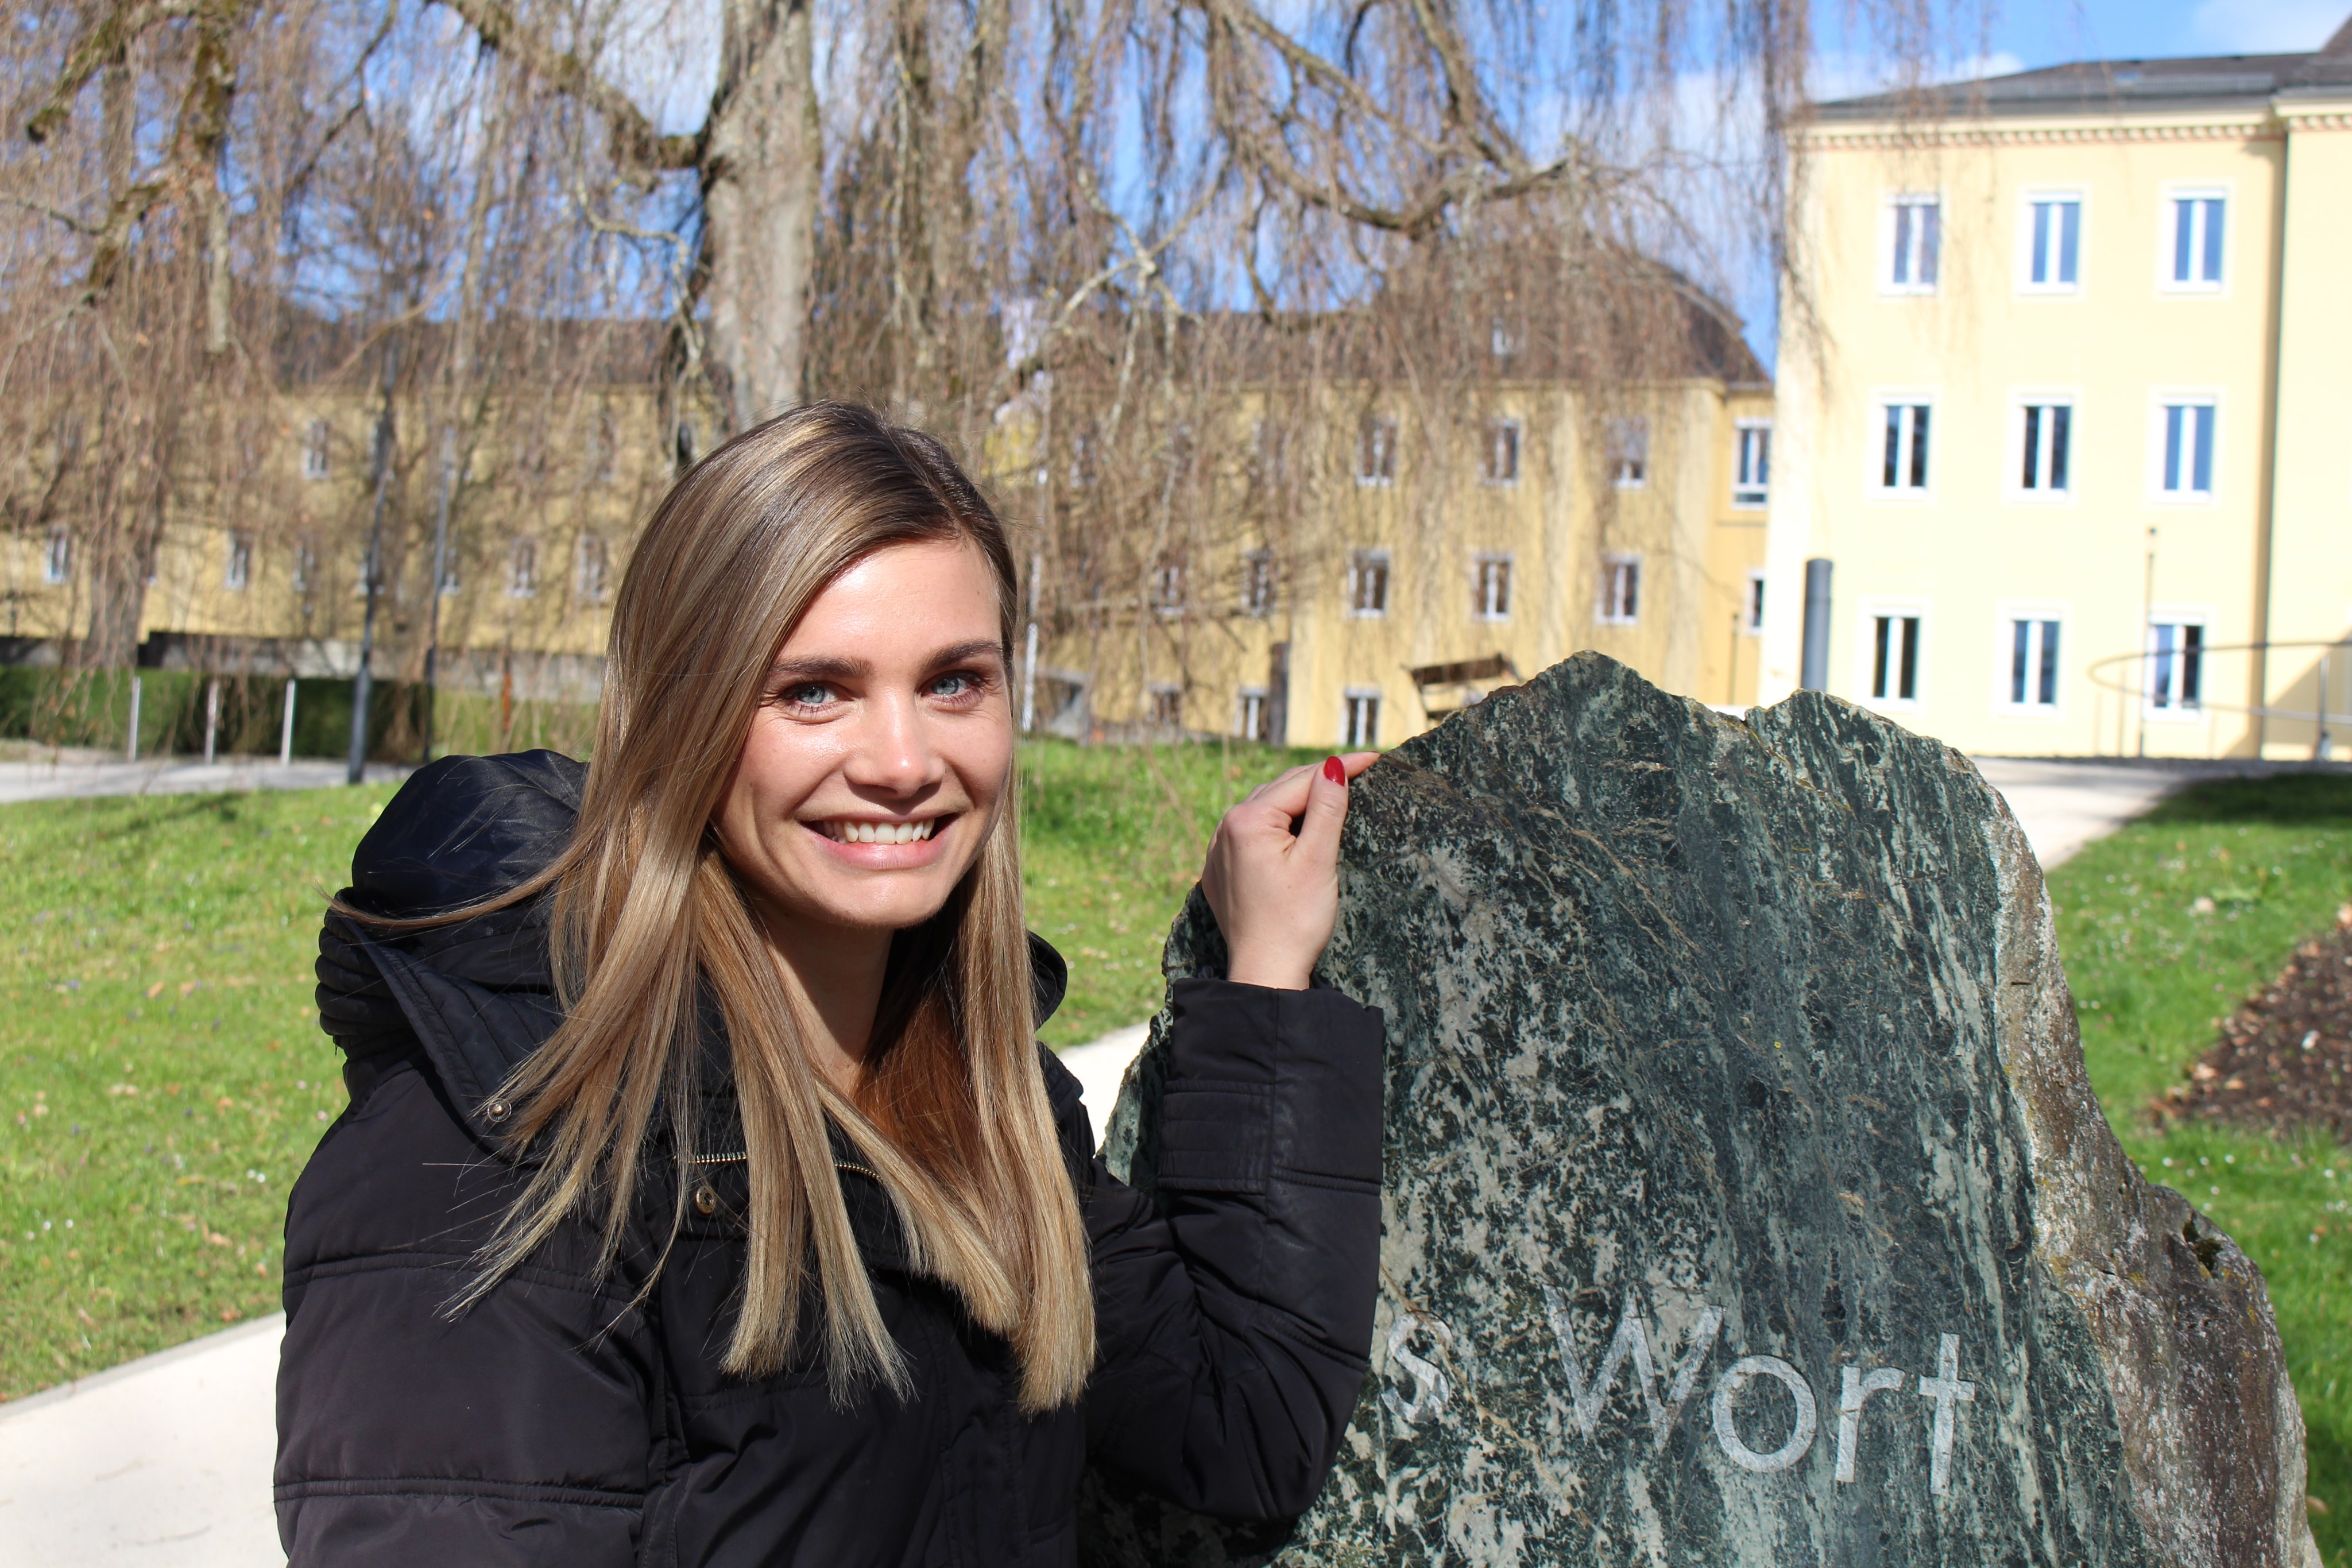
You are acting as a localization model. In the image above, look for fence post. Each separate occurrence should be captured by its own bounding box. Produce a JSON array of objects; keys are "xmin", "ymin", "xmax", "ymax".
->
[
  {"xmin": 203, "ymin": 677, "xmax": 221, "ymax": 766},
  {"xmin": 280, "ymin": 679, "xmax": 297, "ymax": 766},
  {"xmin": 126, "ymin": 676, "xmax": 141, "ymax": 763}
]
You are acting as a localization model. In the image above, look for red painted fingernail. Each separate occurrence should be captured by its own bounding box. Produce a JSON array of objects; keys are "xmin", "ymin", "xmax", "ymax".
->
[{"xmin": 1323, "ymin": 756, "xmax": 1345, "ymax": 784}]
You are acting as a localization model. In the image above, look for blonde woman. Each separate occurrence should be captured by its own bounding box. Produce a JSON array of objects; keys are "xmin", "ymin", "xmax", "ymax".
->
[{"xmin": 277, "ymin": 403, "xmax": 1384, "ymax": 1566}]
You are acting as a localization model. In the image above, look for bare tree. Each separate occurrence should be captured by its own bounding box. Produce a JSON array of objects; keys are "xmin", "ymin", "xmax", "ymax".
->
[{"xmin": 0, "ymin": 0, "xmax": 1977, "ymax": 754}]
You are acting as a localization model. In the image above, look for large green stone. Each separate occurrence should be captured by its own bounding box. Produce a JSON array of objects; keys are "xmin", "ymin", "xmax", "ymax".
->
[{"xmin": 1084, "ymin": 653, "xmax": 2317, "ymax": 1568}]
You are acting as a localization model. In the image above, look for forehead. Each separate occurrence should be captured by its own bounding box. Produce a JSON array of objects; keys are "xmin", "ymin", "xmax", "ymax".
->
[{"xmin": 778, "ymin": 537, "xmax": 1003, "ymax": 658}]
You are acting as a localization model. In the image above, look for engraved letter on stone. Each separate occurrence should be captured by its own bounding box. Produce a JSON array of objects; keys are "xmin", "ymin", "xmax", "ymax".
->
[
  {"xmin": 1835, "ymin": 1365, "xmax": 1908, "ymax": 1483},
  {"xmin": 1916, "ymin": 1333, "xmax": 1976, "ymax": 1495},
  {"xmin": 1381, "ymin": 1312, "xmax": 1453, "ymax": 1428},
  {"xmin": 1709, "ymin": 1356, "xmax": 1819, "ymax": 1473},
  {"xmin": 1542, "ymin": 1286, "xmax": 1721, "ymax": 1443}
]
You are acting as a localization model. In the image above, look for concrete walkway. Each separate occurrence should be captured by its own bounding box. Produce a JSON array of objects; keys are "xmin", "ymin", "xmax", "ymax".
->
[
  {"xmin": 0, "ymin": 753, "xmax": 2271, "ymax": 1562},
  {"xmin": 0, "ymin": 751, "xmax": 407, "ymax": 805},
  {"xmin": 0, "ymin": 1316, "xmax": 284, "ymax": 1566}
]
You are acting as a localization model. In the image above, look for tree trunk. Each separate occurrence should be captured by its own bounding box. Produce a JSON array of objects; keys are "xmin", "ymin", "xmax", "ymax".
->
[
  {"xmin": 82, "ymin": 60, "xmax": 151, "ymax": 669},
  {"xmin": 702, "ymin": 0, "xmax": 819, "ymax": 430}
]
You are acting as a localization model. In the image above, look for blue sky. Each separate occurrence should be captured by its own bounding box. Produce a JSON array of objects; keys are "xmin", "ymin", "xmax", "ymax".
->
[{"xmin": 1980, "ymin": 0, "xmax": 2345, "ymax": 73}]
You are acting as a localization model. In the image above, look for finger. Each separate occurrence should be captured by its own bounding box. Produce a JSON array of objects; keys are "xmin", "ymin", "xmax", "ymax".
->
[
  {"xmin": 1292, "ymin": 754, "xmax": 1351, "ymax": 867},
  {"xmin": 1241, "ymin": 761, "xmax": 1320, "ymax": 822},
  {"xmin": 1334, "ymin": 751, "xmax": 1379, "ymax": 781}
]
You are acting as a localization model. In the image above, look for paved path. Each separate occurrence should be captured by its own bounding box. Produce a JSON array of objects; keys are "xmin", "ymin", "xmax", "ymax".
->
[
  {"xmin": 0, "ymin": 754, "xmax": 2270, "ymax": 1562},
  {"xmin": 0, "ymin": 1316, "xmax": 283, "ymax": 1566},
  {"xmin": 0, "ymin": 754, "xmax": 407, "ymax": 805}
]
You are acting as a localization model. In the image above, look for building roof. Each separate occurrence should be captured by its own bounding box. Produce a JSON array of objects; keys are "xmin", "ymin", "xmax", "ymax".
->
[{"xmin": 1814, "ymin": 15, "xmax": 2352, "ymax": 121}]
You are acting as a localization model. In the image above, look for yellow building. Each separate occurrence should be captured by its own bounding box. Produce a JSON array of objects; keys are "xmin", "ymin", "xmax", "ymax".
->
[
  {"xmin": 1763, "ymin": 26, "xmax": 2352, "ymax": 758},
  {"xmin": 1034, "ymin": 368, "xmax": 1776, "ymax": 752}
]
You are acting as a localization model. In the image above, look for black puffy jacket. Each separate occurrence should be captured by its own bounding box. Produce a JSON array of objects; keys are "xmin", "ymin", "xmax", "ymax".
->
[{"xmin": 274, "ymin": 752, "xmax": 1385, "ymax": 1567}]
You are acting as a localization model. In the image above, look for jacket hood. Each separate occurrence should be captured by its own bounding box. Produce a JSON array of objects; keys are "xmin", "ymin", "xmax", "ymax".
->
[{"xmin": 317, "ymin": 751, "xmax": 1071, "ymax": 1148}]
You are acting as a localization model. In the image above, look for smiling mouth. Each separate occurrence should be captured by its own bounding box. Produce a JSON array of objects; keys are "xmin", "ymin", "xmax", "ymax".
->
[{"xmin": 815, "ymin": 818, "xmax": 941, "ymax": 845}]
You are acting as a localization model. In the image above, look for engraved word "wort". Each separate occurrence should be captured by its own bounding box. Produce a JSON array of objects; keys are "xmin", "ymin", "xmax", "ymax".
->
[{"xmin": 1380, "ymin": 1291, "xmax": 1979, "ymax": 1496}]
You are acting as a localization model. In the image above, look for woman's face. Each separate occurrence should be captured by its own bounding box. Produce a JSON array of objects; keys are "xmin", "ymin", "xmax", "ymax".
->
[{"xmin": 714, "ymin": 537, "xmax": 1014, "ymax": 940}]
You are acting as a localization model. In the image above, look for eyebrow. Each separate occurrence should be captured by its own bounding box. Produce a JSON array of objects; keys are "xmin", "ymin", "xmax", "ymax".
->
[{"xmin": 768, "ymin": 640, "xmax": 1004, "ymax": 681}]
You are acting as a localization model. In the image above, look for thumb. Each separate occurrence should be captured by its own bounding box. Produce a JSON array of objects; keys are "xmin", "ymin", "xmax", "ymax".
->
[{"xmin": 1294, "ymin": 754, "xmax": 1351, "ymax": 868}]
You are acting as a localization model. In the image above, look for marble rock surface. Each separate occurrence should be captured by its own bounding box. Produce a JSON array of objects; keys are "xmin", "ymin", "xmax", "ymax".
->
[{"xmin": 1083, "ymin": 652, "xmax": 2318, "ymax": 1568}]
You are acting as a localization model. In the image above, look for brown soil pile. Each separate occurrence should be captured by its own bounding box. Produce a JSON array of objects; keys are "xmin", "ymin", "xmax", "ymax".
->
[{"xmin": 2156, "ymin": 907, "xmax": 2352, "ymax": 1142}]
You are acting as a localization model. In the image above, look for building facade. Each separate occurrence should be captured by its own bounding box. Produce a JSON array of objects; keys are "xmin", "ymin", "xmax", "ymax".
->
[
  {"xmin": 1034, "ymin": 375, "xmax": 1775, "ymax": 752},
  {"xmin": 1762, "ymin": 28, "xmax": 2352, "ymax": 758}
]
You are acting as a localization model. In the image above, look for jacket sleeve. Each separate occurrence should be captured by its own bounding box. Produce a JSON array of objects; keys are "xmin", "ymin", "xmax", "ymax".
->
[
  {"xmin": 1077, "ymin": 977, "xmax": 1385, "ymax": 1521},
  {"xmin": 274, "ymin": 1055, "xmax": 664, "ymax": 1566}
]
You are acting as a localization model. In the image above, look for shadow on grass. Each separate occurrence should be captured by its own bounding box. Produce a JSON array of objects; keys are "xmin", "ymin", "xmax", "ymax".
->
[{"xmin": 2144, "ymin": 772, "xmax": 2352, "ymax": 827}]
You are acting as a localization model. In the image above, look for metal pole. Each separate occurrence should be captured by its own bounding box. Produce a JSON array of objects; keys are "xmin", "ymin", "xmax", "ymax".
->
[
  {"xmin": 280, "ymin": 677, "xmax": 296, "ymax": 766},
  {"xmin": 2318, "ymin": 649, "xmax": 2332, "ymax": 765},
  {"xmin": 1799, "ymin": 559, "xmax": 1832, "ymax": 691},
  {"xmin": 2137, "ymin": 526, "xmax": 2157, "ymax": 759},
  {"xmin": 202, "ymin": 677, "xmax": 219, "ymax": 765},
  {"xmin": 125, "ymin": 676, "xmax": 141, "ymax": 762},
  {"xmin": 349, "ymin": 343, "xmax": 400, "ymax": 786},
  {"xmin": 1020, "ymin": 549, "xmax": 1042, "ymax": 733}
]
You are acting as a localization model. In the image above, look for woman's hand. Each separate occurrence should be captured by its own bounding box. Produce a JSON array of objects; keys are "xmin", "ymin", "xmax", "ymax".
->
[{"xmin": 1199, "ymin": 753, "xmax": 1379, "ymax": 990}]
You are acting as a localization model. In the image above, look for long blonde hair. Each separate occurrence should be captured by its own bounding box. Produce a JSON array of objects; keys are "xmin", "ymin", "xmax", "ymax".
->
[{"xmin": 457, "ymin": 404, "xmax": 1091, "ymax": 1411}]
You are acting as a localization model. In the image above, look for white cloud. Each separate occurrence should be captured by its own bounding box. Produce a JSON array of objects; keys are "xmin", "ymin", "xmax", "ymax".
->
[{"xmin": 2190, "ymin": 0, "xmax": 2345, "ymax": 52}]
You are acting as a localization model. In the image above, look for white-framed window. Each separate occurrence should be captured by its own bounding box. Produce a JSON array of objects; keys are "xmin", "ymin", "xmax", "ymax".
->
[
  {"xmin": 1347, "ymin": 549, "xmax": 1390, "ymax": 617},
  {"xmin": 2018, "ymin": 192, "xmax": 2084, "ymax": 293},
  {"xmin": 2013, "ymin": 398, "xmax": 2075, "ymax": 495},
  {"xmin": 1482, "ymin": 418, "xmax": 1521, "ymax": 485},
  {"xmin": 1240, "ymin": 549, "xmax": 1274, "ymax": 616},
  {"xmin": 2146, "ymin": 614, "xmax": 2208, "ymax": 717},
  {"xmin": 507, "ymin": 537, "xmax": 537, "ymax": 599},
  {"xmin": 1235, "ymin": 687, "xmax": 1270, "ymax": 742},
  {"xmin": 1745, "ymin": 570, "xmax": 1767, "ymax": 634},
  {"xmin": 1342, "ymin": 688, "xmax": 1381, "ymax": 749},
  {"xmin": 1597, "ymin": 555, "xmax": 1641, "ymax": 626},
  {"xmin": 42, "ymin": 525, "xmax": 69, "ymax": 586},
  {"xmin": 1610, "ymin": 418, "xmax": 1649, "ymax": 488},
  {"xmin": 1471, "ymin": 554, "xmax": 1512, "ymax": 621},
  {"xmin": 224, "ymin": 531, "xmax": 253, "ymax": 592},
  {"xmin": 577, "ymin": 536, "xmax": 609, "ymax": 603},
  {"xmin": 300, "ymin": 419, "xmax": 332, "ymax": 481},
  {"xmin": 1874, "ymin": 398, "xmax": 1933, "ymax": 494},
  {"xmin": 2163, "ymin": 188, "xmax": 2227, "ymax": 291},
  {"xmin": 1997, "ymin": 607, "xmax": 2065, "ymax": 713},
  {"xmin": 1881, "ymin": 195, "xmax": 1942, "ymax": 293},
  {"xmin": 1148, "ymin": 684, "xmax": 1183, "ymax": 729},
  {"xmin": 291, "ymin": 536, "xmax": 316, "ymax": 596},
  {"xmin": 1489, "ymin": 318, "xmax": 1518, "ymax": 361},
  {"xmin": 1150, "ymin": 560, "xmax": 1184, "ymax": 614},
  {"xmin": 1356, "ymin": 415, "xmax": 1398, "ymax": 485},
  {"xmin": 2152, "ymin": 394, "xmax": 2219, "ymax": 501},
  {"xmin": 1860, "ymin": 605, "xmax": 1926, "ymax": 707},
  {"xmin": 1732, "ymin": 421, "xmax": 1771, "ymax": 507}
]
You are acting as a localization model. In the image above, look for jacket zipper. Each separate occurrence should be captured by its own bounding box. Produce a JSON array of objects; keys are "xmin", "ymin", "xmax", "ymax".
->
[{"xmin": 678, "ymin": 1149, "xmax": 879, "ymax": 1183}]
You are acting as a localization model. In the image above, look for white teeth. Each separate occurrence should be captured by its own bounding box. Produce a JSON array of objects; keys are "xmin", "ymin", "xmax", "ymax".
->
[{"xmin": 823, "ymin": 819, "xmax": 936, "ymax": 845}]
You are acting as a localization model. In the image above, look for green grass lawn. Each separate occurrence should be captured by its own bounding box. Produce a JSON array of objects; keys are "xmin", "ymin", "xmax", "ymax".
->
[
  {"xmin": 0, "ymin": 740, "xmax": 1318, "ymax": 1397},
  {"xmin": 3, "ymin": 752, "xmax": 2345, "ymax": 1563},
  {"xmin": 2046, "ymin": 772, "xmax": 2352, "ymax": 1564}
]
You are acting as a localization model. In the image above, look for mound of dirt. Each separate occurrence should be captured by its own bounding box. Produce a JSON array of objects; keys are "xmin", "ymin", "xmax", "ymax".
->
[{"xmin": 2156, "ymin": 905, "xmax": 2352, "ymax": 1142}]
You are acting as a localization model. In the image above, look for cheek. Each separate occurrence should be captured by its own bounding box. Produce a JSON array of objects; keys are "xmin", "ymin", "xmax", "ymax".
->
[{"xmin": 724, "ymin": 714, "xmax": 833, "ymax": 842}]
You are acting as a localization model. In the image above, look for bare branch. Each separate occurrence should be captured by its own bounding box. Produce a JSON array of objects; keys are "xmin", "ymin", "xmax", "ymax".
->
[{"xmin": 432, "ymin": 0, "xmax": 703, "ymax": 171}]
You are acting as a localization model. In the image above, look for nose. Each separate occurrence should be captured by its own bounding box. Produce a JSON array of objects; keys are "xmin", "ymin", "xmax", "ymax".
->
[{"xmin": 839, "ymin": 684, "xmax": 940, "ymax": 799}]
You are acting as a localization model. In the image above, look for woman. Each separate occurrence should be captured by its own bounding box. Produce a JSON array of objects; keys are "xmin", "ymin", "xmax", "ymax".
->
[{"xmin": 277, "ymin": 402, "xmax": 1386, "ymax": 1566}]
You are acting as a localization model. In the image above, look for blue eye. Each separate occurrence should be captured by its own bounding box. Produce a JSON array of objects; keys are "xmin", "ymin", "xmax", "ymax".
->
[
  {"xmin": 929, "ymin": 672, "xmax": 977, "ymax": 699},
  {"xmin": 783, "ymin": 683, "xmax": 834, "ymax": 708}
]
